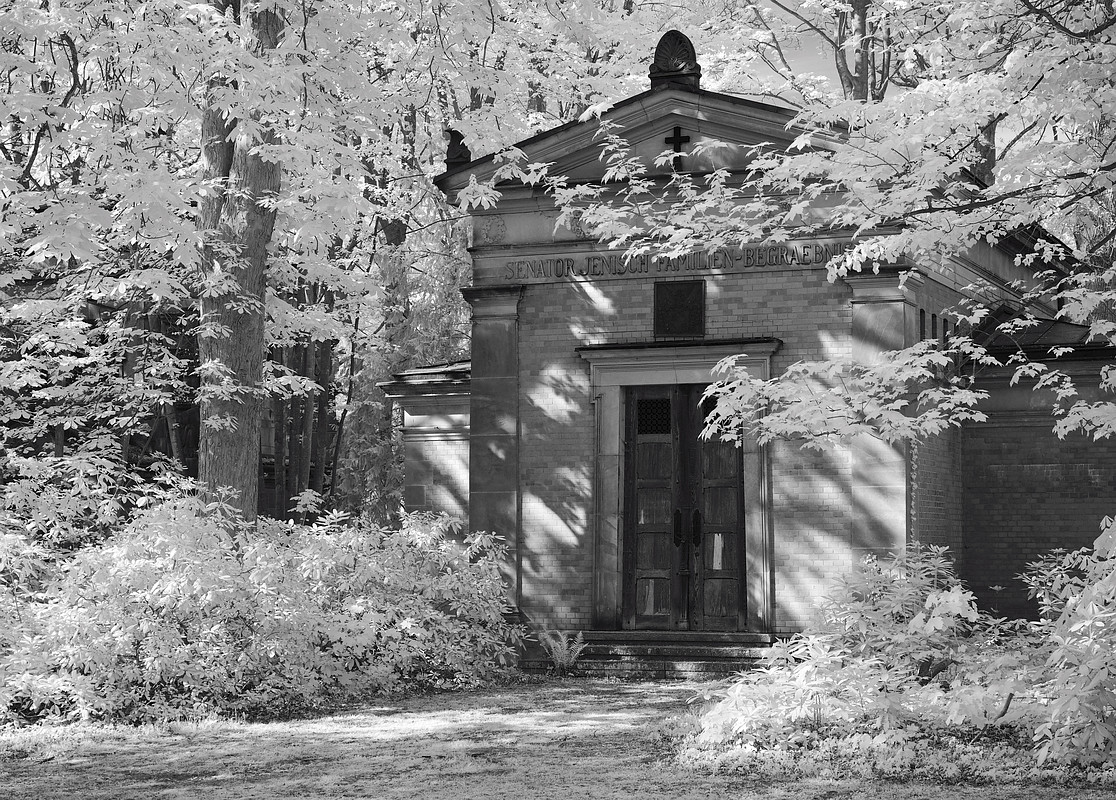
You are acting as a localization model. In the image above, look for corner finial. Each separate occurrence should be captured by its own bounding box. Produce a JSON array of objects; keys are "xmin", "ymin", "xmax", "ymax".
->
[
  {"xmin": 649, "ymin": 30, "xmax": 701, "ymax": 92},
  {"xmin": 445, "ymin": 129, "xmax": 472, "ymax": 170}
]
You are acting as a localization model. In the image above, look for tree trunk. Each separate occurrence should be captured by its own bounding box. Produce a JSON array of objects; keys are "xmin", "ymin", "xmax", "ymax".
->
[
  {"xmin": 296, "ymin": 341, "xmax": 317, "ymax": 519},
  {"xmin": 286, "ymin": 344, "xmax": 305, "ymax": 506},
  {"xmin": 309, "ymin": 340, "xmax": 333, "ymax": 495},
  {"xmin": 273, "ymin": 348, "xmax": 288, "ymax": 520},
  {"xmin": 164, "ymin": 403, "xmax": 184, "ymax": 468},
  {"xmin": 196, "ymin": 7, "xmax": 284, "ymax": 521}
]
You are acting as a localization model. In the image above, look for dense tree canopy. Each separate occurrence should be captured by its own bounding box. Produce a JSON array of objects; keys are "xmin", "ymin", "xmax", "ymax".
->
[
  {"xmin": 4, "ymin": 0, "xmax": 1116, "ymax": 527},
  {"xmin": 0, "ymin": 0, "xmax": 673, "ymax": 524}
]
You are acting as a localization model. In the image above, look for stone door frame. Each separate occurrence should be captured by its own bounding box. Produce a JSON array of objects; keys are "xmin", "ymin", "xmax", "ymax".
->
[{"xmin": 577, "ymin": 340, "xmax": 780, "ymax": 632}]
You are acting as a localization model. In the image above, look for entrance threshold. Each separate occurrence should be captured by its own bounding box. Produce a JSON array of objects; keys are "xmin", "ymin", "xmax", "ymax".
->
[{"xmin": 521, "ymin": 631, "xmax": 776, "ymax": 679}]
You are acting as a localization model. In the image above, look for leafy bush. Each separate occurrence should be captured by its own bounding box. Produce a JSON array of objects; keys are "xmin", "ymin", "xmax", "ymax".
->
[
  {"xmin": 1023, "ymin": 517, "xmax": 1116, "ymax": 766},
  {"xmin": 695, "ymin": 534, "xmax": 1116, "ymax": 773},
  {"xmin": 0, "ymin": 498, "xmax": 523, "ymax": 723},
  {"xmin": 699, "ymin": 545, "xmax": 1010, "ymax": 745},
  {"xmin": 814, "ymin": 543, "xmax": 979, "ymax": 678},
  {"xmin": 695, "ymin": 544, "xmax": 1055, "ymax": 773}
]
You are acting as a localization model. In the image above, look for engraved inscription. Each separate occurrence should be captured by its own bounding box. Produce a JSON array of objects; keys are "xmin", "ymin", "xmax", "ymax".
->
[{"xmin": 499, "ymin": 241, "xmax": 854, "ymax": 283}]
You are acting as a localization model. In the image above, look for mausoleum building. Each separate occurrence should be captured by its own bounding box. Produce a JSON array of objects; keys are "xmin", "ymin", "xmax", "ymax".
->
[{"xmin": 382, "ymin": 33, "xmax": 1114, "ymax": 664}]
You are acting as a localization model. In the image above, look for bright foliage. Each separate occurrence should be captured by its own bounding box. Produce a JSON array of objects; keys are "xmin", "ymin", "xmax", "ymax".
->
[
  {"xmin": 0, "ymin": 500, "xmax": 521, "ymax": 723},
  {"xmin": 697, "ymin": 539, "xmax": 1116, "ymax": 769}
]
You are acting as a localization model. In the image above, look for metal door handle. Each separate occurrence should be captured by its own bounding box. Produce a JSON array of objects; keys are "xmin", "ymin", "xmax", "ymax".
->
[
  {"xmin": 673, "ymin": 508, "xmax": 683, "ymax": 546},
  {"xmin": 692, "ymin": 508, "xmax": 702, "ymax": 546}
]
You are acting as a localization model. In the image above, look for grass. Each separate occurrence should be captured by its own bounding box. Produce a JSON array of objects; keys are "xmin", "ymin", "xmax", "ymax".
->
[{"xmin": 1, "ymin": 677, "xmax": 1112, "ymax": 800}]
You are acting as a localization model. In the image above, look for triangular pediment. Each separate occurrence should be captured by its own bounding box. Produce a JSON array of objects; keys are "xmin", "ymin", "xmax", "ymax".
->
[{"xmin": 437, "ymin": 87, "xmax": 822, "ymax": 197}]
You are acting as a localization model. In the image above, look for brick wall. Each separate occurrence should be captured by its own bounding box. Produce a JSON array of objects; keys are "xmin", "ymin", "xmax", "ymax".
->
[
  {"xmin": 961, "ymin": 417, "xmax": 1116, "ymax": 618},
  {"xmin": 402, "ymin": 433, "xmax": 470, "ymax": 522},
  {"xmin": 905, "ymin": 273, "xmax": 966, "ymax": 566},
  {"xmin": 909, "ymin": 430, "xmax": 964, "ymax": 560},
  {"xmin": 515, "ymin": 265, "xmax": 868, "ymax": 632}
]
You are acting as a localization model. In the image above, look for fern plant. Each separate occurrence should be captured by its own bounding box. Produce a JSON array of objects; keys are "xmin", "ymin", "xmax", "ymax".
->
[{"xmin": 536, "ymin": 630, "xmax": 589, "ymax": 675}]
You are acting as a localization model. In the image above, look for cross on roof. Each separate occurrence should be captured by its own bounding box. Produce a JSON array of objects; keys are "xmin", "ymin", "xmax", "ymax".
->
[{"xmin": 665, "ymin": 126, "xmax": 691, "ymax": 153}]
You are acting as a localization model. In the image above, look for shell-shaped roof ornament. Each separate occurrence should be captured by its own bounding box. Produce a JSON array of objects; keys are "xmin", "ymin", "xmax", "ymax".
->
[{"xmin": 649, "ymin": 30, "xmax": 701, "ymax": 91}]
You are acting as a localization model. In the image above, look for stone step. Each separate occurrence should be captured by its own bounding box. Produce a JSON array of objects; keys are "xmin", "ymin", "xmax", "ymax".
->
[
  {"xmin": 521, "ymin": 631, "xmax": 773, "ymax": 678},
  {"xmin": 519, "ymin": 656, "xmax": 755, "ymax": 679},
  {"xmin": 580, "ymin": 631, "xmax": 776, "ymax": 645},
  {"xmin": 580, "ymin": 643, "xmax": 769, "ymax": 660}
]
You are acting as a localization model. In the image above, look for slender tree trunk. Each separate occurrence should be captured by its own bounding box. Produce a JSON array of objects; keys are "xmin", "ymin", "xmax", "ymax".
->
[
  {"xmin": 196, "ymin": 6, "xmax": 284, "ymax": 521},
  {"xmin": 273, "ymin": 347, "xmax": 288, "ymax": 520},
  {"xmin": 372, "ymin": 224, "xmax": 411, "ymax": 522},
  {"xmin": 296, "ymin": 341, "xmax": 316, "ymax": 519},
  {"xmin": 327, "ymin": 322, "xmax": 359, "ymax": 507},
  {"xmin": 285, "ymin": 344, "xmax": 305, "ymax": 505},
  {"xmin": 309, "ymin": 340, "xmax": 333, "ymax": 495},
  {"xmin": 164, "ymin": 403, "xmax": 184, "ymax": 468}
]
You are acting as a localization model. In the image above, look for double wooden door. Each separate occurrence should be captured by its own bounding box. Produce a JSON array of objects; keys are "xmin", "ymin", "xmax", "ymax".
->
[{"xmin": 622, "ymin": 385, "xmax": 746, "ymax": 631}]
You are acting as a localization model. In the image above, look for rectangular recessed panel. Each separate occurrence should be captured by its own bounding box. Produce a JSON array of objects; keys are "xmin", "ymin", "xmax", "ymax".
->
[
  {"xmin": 703, "ymin": 532, "xmax": 738, "ymax": 571},
  {"xmin": 702, "ymin": 440, "xmax": 739, "ymax": 479},
  {"xmin": 703, "ymin": 486, "xmax": 738, "ymax": 525},
  {"xmin": 637, "ymin": 532, "xmax": 673, "ymax": 570},
  {"xmin": 637, "ymin": 578, "xmax": 670, "ymax": 616},
  {"xmin": 704, "ymin": 578, "xmax": 738, "ymax": 618},
  {"xmin": 637, "ymin": 487, "xmax": 672, "ymax": 525},
  {"xmin": 636, "ymin": 441, "xmax": 672, "ymax": 480},
  {"xmin": 654, "ymin": 280, "xmax": 705, "ymax": 338},
  {"xmin": 636, "ymin": 397, "xmax": 672, "ymax": 435}
]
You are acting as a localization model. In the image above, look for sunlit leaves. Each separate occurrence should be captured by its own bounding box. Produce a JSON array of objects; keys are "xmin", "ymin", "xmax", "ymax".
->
[
  {"xmin": 702, "ymin": 341, "xmax": 992, "ymax": 450},
  {"xmin": 0, "ymin": 501, "xmax": 522, "ymax": 723}
]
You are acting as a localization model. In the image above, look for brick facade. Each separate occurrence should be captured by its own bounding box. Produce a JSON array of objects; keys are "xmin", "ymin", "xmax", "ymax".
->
[
  {"xmin": 960, "ymin": 371, "xmax": 1116, "ymax": 618},
  {"xmin": 382, "ymin": 79, "xmax": 1116, "ymax": 642}
]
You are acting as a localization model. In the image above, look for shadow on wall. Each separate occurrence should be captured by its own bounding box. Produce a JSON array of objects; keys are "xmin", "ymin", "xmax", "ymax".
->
[
  {"xmin": 405, "ymin": 413, "xmax": 470, "ymax": 524},
  {"xmin": 962, "ymin": 419, "xmax": 1114, "ymax": 619},
  {"xmin": 518, "ymin": 356, "xmax": 593, "ymax": 626}
]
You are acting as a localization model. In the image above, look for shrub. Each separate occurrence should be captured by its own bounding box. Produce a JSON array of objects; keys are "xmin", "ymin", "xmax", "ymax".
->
[
  {"xmin": 695, "ymin": 534, "xmax": 1116, "ymax": 773},
  {"xmin": 1024, "ymin": 517, "xmax": 1116, "ymax": 766},
  {"xmin": 0, "ymin": 497, "xmax": 523, "ymax": 723},
  {"xmin": 697, "ymin": 544, "xmax": 1046, "ymax": 761},
  {"xmin": 815, "ymin": 543, "xmax": 979, "ymax": 679}
]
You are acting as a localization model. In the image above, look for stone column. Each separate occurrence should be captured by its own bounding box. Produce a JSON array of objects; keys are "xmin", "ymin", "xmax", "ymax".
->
[{"xmin": 462, "ymin": 285, "xmax": 524, "ymax": 606}]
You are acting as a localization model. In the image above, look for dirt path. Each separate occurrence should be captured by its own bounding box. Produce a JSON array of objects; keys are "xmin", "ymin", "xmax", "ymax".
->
[{"xmin": 1, "ymin": 679, "xmax": 1110, "ymax": 800}]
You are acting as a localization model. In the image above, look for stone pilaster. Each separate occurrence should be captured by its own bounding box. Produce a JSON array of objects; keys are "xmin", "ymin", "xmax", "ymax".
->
[
  {"xmin": 462, "ymin": 285, "xmax": 524, "ymax": 606},
  {"xmin": 845, "ymin": 272, "xmax": 924, "ymax": 552}
]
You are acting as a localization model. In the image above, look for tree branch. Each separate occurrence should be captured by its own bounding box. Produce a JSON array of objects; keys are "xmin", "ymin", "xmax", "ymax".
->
[{"xmin": 1019, "ymin": 0, "xmax": 1116, "ymax": 40}]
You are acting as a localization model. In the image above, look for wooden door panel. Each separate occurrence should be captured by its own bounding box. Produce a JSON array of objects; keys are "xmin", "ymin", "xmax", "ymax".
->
[
  {"xmin": 623, "ymin": 388, "xmax": 680, "ymax": 629},
  {"xmin": 694, "ymin": 399, "xmax": 746, "ymax": 631},
  {"xmin": 702, "ymin": 531, "xmax": 738, "ymax": 570},
  {"xmin": 636, "ymin": 578, "xmax": 671, "ymax": 617},
  {"xmin": 636, "ymin": 486, "xmax": 672, "ymax": 524},
  {"xmin": 637, "ymin": 532, "xmax": 674, "ymax": 570},
  {"xmin": 636, "ymin": 442, "xmax": 672, "ymax": 479},
  {"xmin": 623, "ymin": 384, "xmax": 747, "ymax": 631}
]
